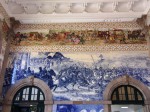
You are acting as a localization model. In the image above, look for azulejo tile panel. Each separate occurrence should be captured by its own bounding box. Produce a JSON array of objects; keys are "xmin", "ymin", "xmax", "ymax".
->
[
  {"xmin": 3, "ymin": 51, "xmax": 150, "ymax": 101},
  {"xmin": 52, "ymin": 104, "xmax": 104, "ymax": 112}
]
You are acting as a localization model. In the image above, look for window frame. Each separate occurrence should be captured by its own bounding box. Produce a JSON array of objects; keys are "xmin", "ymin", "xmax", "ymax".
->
[
  {"xmin": 13, "ymin": 86, "xmax": 45, "ymax": 103},
  {"xmin": 111, "ymin": 85, "xmax": 144, "ymax": 105}
]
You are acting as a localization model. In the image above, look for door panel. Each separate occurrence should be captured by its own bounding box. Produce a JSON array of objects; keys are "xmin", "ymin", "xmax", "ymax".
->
[{"xmin": 11, "ymin": 104, "xmax": 44, "ymax": 112}]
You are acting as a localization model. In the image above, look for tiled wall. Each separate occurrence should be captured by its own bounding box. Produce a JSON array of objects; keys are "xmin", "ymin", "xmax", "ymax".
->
[
  {"xmin": 52, "ymin": 104, "xmax": 104, "ymax": 112},
  {"xmin": 3, "ymin": 51, "xmax": 150, "ymax": 101}
]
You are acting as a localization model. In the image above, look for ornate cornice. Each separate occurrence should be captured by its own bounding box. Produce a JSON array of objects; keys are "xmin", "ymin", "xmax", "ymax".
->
[
  {"xmin": 9, "ymin": 44, "xmax": 148, "ymax": 52},
  {"xmin": 1, "ymin": 0, "xmax": 149, "ymax": 24}
]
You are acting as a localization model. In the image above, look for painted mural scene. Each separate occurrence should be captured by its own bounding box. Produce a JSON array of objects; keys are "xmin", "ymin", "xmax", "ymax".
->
[
  {"xmin": 3, "ymin": 51, "xmax": 150, "ymax": 100},
  {"xmin": 53, "ymin": 104, "xmax": 104, "ymax": 112},
  {"xmin": 12, "ymin": 29, "xmax": 147, "ymax": 46}
]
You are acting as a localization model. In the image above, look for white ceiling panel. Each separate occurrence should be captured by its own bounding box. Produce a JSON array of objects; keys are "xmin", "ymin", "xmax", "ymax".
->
[{"xmin": 1, "ymin": 0, "xmax": 150, "ymax": 24}]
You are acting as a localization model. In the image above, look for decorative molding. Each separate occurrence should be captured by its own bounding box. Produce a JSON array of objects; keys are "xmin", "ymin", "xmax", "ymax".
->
[
  {"xmin": 1, "ymin": 0, "xmax": 149, "ymax": 24},
  {"xmin": 0, "ymin": 3, "xmax": 10, "ymax": 26},
  {"xmin": 2, "ymin": 0, "xmax": 147, "ymax": 14},
  {"xmin": 9, "ymin": 44, "xmax": 148, "ymax": 52},
  {"xmin": 1, "ymin": 0, "xmax": 150, "ymax": 24},
  {"xmin": 2, "ymin": 76, "xmax": 53, "ymax": 112},
  {"xmin": 17, "ymin": 22, "xmax": 142, "ymax": 31}
]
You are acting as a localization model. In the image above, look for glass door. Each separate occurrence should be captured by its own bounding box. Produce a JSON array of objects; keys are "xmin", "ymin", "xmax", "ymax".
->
[{"xmin": 111, "ymin": 105, "xmax": 144, "ymax": 112}]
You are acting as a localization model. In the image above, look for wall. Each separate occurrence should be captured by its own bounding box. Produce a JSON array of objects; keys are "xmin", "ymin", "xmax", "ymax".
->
[
  {"xmin": 0, "ymin": 13, "xmax": 10, "ymax": 112},
  {"xmin": 3, "ymin": 51, "xmax": 150, "ymax": 101},
  {"xmin": 2, "ymin": 22, "xmax": 150, "ymax": 112},
  {"xmin": 0, "ymin": 3, "xmax": 10, "ymax": 72},
  {"xmin": 53, "ymin": 104, "xmax": 104, "ymax": 112},
  {"xmin": 0, "ymin": 18, "xmax": 9, "ymax": 90}
]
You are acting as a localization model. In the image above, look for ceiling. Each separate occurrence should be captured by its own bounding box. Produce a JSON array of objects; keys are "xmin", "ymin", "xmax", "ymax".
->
[{"xmin": 1, "ymin": 0, "xmax": 150, "ymax": 24}]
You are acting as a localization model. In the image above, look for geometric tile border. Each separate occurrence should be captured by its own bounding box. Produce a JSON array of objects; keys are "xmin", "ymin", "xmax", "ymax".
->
[
  {"xmin": 10, "ymin": 44, "xmax": 148, "ymax": 52},
  {"xmin": 18, "ymin": 22, "xmax": 141, "ymax": 30}
]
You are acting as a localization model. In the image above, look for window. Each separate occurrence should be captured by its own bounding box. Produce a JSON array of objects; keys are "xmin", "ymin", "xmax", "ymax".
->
[
  {"xmin": 111, "ymin": 85, "xmax": 144, "ymax": 104},
  {"xmin": 13, "ymin": 86, "xmax": 45, "ymax": 102}
]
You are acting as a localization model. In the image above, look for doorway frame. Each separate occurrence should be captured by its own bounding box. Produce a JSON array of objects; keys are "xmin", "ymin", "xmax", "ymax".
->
[
  {"xmin": 2, "ymin": 76, "xmax": 53, "ymax": 112},
  {"xmin": 103, "ymin": 75, "xmax": 150, "ymax": 112}
]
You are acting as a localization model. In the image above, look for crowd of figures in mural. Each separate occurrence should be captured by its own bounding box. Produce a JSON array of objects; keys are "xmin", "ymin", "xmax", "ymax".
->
[
  {"xmin": 3, "ymin": 51, "xmax": 150, "ymax": 100},
  {"xmin": 12, "ymin": 29, "xmax": 146, "ymax": 46},
  {"xmin": 53, "ymin": 104, "xmax": 104, "ymax": 112}
]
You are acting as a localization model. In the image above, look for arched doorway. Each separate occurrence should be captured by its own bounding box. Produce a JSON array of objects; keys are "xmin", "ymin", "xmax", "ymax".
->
[
  {"xmin": 103, "ymin": 75, "xmax": 150, "ymax": 112},
  {"xmin": 11, "ymin": 86, "xmax": 45, "ymax": 112},
  {"xmin": 111, "ymin": 85, "xmax": 144, "ymax": 112},
  {"xmin": 2, "ymin": 76, "xmax": 53, "ymax": 112}
]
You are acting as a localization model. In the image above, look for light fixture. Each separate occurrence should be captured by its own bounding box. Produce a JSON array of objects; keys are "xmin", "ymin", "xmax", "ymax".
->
[
  {"xmin": 121, "ymin": 107, "xmax": 128, "ymax": 108},
  {"xmin": 30, "ymin": 105, "xmax": 33, "ymax": 106}
]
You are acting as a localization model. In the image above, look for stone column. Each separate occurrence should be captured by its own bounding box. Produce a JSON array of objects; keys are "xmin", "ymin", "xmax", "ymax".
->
[
  {"xmin": 148, "ymin": 27, "xmax": 150, "ymax": 57},
  {"xmin": 0, "ymin": 17, "xmax": 3, "ymax": 108},
  {"xmin": 0, "ymin": 22, "xmax": 12, "ymax": 101},
  {"xmin": 136, "ymin": 15, "xmax": 150, "ymax": 57},
  {"xmin": 143, "ymin": 101, "xmax": 150, "ymax": 112},
  {"xmin": 143, "ymin": 105, "xmax": 150, "ymax": 112},
  {"xmin": 146, "ymin": 15, "xmax": 150, "ymax": 57},
  {"xmin": 103, "ymin": 101, "xmax": 112, "ymax": 112},
  {"xmin": 0, "ymin": 20, "xmax": 2, "ymax": 53},
  {"xmin": 0, "ymin": 17, "xmax": 20, "ymax": 101},
  {"xmin": 44, "ymin": 101, "xmax": 53, "ymax": 112},
  {"xmin": 104, "ymin": 104, "xmax": 111, "ymax": 112},
  {"xmin": 1, "ymin": 101, "xmax": 11, "ymax": 112}
]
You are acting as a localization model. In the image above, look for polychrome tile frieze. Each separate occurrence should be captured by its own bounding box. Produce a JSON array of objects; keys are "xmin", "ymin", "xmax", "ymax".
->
[
  {"xmin": 12, "ymin": 29, "xmax": 146, "ymax": 46},
  {"xmin": 10, "ymin": 28, "xmax": 148, "ymax": 52}
]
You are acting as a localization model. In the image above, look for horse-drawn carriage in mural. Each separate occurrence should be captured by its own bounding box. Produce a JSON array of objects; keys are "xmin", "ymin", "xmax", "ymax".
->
[
  {"xmin": 127, "ymin": 30, "xmax": 146, "ymax": 42},
  {"xmin": 12, "ymin": 28, "xmax": 146, "ymax": 46},
  {"xmin": 97, "ymin": 29, "xmax": 125, "ymax": 43},
  {"xmin": 113, "ymin": 29, "xmax": 126, "ymax": 43},
  {"xmin": 97, "ymin": 29, "xmax": 146, "ymax": 44},
  {"xmin": 28, "ymin": 32, "xmax": 44, "ymax": 41}
]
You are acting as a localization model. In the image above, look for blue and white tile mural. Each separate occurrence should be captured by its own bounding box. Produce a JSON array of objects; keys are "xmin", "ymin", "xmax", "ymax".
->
[
  {"xmin": 53, "ymin": 104, "xmax": 104, "ymax": 112},
  {"xmin": 3, "ymin": 51, "xmax": 150, "ymax": 100}
]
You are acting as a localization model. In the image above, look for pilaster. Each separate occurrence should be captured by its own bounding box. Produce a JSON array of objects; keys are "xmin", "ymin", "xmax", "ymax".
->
[
  {"xmin": 104, "ymin": 104, "xmax": 111, "ymax": 112},
  {"xmin": 146, "ymin": 12, "xmax": 150, "ymax": 57},
  {"xmin": 148, "ymin": 27, "xmax": 150, "ymax": 57},
  {"xmin": 0, "ymin": 16, "xmax": 4, "ymax": 107}
]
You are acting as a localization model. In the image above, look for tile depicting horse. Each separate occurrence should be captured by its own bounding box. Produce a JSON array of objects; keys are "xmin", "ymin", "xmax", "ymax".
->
[{"xmin": 3, "ymin": 51, "xmax": 150, "ymax": 100}]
